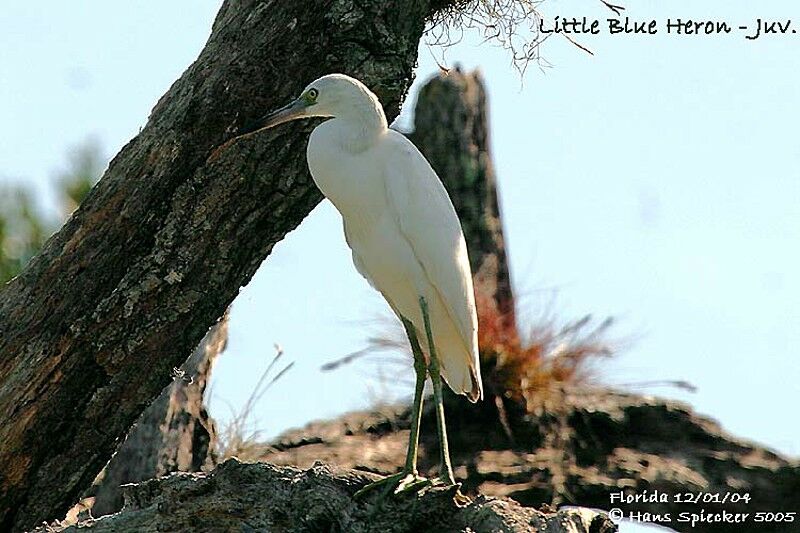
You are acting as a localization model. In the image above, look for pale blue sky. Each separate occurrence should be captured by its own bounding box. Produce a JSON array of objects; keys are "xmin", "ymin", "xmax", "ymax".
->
[{"xmin": 2, "ymin": 3, "xmax": 798, "ymax": 531}]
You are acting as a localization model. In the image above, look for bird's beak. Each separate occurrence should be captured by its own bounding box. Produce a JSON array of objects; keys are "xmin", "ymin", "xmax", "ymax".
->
[{"xmin": 238, "ymin": 98, "xmax": 308, "ymax": 136}]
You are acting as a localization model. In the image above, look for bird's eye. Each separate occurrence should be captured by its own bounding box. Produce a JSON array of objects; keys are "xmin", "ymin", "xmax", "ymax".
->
[{"xmin": 307, "ymin": 88, "xmax": 319, "ymax": 100}]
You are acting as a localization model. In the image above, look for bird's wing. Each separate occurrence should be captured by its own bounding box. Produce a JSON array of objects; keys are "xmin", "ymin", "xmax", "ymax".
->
[{"xmin": 382, "ymin": 131, "xmax": 478, "ymax": 360}]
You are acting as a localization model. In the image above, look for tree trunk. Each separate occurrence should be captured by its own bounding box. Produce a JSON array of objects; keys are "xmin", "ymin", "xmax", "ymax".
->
[
  {"xmin": 88, "ymin": 315, "xmax": 227, "ymax": 517},
  {"xmin": 0, "ymin": 1, "xmax": 449, "ymax": 530},
  {"xmin": 409, "ymin": 68, "xmax": 516, "ymax": 336}
]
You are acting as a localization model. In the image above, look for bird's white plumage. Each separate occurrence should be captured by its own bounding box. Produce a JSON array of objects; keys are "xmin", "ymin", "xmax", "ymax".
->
[
  {"xmin": 381, "ymin": 133, "xmax": 481, "ymax": 398},
  {"xmin": 301, "ymin": 74, "xmax": 483, "ymax": 401}
]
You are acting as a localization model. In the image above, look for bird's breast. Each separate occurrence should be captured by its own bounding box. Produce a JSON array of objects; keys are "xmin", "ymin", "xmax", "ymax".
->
[{"xmin": 307, "ymin": 122, "xmax": 387, "ymax": 228}]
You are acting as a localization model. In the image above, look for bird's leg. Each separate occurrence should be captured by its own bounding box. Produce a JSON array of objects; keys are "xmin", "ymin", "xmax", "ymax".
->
[
  {"xmin": 354, "ymin": 317, "xmax": 431, "ymax": 499},
  {"xmin": 419, "ymin": 296, "xmax": 456, "ymax": 486},
  {"xmin": 401, "ymin": 317, "xmax": 427, "ymax": 476}
]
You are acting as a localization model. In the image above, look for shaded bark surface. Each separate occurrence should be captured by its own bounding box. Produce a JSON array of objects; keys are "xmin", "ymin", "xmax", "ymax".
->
[
  {"xmin": 256, "ymin": 388, "xmax": 800, "ymax": 533},
  {"xmin": 34, "ymin": 460, "xmax": 616, "ymax": 533},
  {"xmin": 89, "ymin": 316, "xmax": 228, "ymax": 517},
  {"xmin": 0, "ymin": 1, "xmax": 443, "ymax": 529},
  {"xmin": 409, "ymin": 69, "xmax": 516, "ymax": 333}
]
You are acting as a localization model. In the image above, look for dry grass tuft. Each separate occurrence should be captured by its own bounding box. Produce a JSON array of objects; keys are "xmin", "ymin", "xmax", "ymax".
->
[
  {"xmin": 321, "ymin": 288, "xmax": 615, "ymax": 413},
  {"xmin": 475, "ymin": 289, "xmax": 614, "ymax": 411},
  {"xmin": 216, "ymin": 344, "xmax": 294, "ymax": 462}
]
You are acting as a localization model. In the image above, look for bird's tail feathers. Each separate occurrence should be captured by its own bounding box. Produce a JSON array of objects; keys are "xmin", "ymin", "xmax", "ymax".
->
[{"xmin": 439, "ymin": 345, "xmax": 483, "ymax": 403}]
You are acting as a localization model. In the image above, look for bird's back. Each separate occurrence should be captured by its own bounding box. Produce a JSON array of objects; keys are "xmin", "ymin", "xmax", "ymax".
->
[{"xmin": 380, "ymin": 131, "xmax": 482, "ymax": 401}]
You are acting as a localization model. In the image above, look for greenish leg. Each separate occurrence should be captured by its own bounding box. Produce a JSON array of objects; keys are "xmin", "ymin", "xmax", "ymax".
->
[
  {"xmin": 401, "ymin": 318, "xmax": 427, "ymax": 475},
  {"xmin": 419, "ymin": 296, "xmax": 456, "ymax": 486},
  {"xmin": 354, "ymin": 316, "xmax": 431, "ymax": 499}
]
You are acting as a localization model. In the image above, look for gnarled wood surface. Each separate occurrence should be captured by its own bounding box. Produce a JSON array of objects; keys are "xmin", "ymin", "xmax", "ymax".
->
[
  {"xmin": 258, "ymin": 388, "xmax": 800, "ymax": 533},
  {"xmin": 34, "ymin": 460, "xmax": 617, "ymax": 533},
  {"xmin": 88, "ymin": 315, "xmax": 228, "ymax": 517}
]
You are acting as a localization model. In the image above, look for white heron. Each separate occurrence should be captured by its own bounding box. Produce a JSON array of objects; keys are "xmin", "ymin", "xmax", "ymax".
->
[{"xmin": 229, "ymin": 73, "xmax": 482, "ymax": 494}]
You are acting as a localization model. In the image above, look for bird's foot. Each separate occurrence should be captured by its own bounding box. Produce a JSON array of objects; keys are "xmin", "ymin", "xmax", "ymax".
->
[
  {"xmin": 428, "ymin": 477, "xmax": 471, "ymax": 506},
  {"xmin": 354, "ymin": 471, "xmax": 431, "ymax": 499}
]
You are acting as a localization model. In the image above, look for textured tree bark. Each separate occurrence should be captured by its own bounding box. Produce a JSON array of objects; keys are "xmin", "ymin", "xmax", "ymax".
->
[
  {"xmin": 88, "ymin": 316, "xmax": 227, "ymax": 517},
  {"xmin": 409, "ymin": 68, "xmax": 517, "ymax": 335},
  {"xmin": 0, "ymin": 1, "xmax": 447, "ymax": 530}
]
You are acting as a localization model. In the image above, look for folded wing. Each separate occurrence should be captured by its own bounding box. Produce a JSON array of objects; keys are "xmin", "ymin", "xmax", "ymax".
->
[{"xmin": 382, "ymin": 130, "xmax": 483, "ymax": 401}]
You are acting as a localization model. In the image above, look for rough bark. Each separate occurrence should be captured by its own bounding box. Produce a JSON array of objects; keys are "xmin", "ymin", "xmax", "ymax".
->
[
  {"xmin": 34, "ymin": 460, "xmax": 616, "ymax": 533},
  {"xmin": 88, "ymin": 315, "xmax": 228, "ymax": 517},
  {"xmin": 409, "ymin": 68, "xmax": 516, "ymax": 334},
  {"xmin": 0, "ymin": 1, "xmax": 445, "ymax": 530},
  {"xmin": 256, "ymin": 388, "xmax": 800, "ymax": 533}
]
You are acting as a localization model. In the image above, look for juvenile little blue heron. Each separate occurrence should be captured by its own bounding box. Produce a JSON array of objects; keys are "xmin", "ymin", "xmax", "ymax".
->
[{"xmin": 229, "ymin": 74, "xmax": 483, "ymax": 494}]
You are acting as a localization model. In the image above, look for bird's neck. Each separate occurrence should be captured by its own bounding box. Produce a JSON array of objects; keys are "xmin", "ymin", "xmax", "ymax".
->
[{"xmin": 334, "ymin": 99, "xmax": 387, "ymax": 152}]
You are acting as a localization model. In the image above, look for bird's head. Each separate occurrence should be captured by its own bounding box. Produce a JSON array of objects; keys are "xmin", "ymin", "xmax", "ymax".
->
[{"xmin": 240, "ymin": 73, "xmax": 382, "ymax": 134}]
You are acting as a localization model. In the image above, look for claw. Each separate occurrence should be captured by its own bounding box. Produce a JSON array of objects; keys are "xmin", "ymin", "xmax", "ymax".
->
[{"xmin": 429, "ymin": 478, "xmax": 471, "ymax": 505}]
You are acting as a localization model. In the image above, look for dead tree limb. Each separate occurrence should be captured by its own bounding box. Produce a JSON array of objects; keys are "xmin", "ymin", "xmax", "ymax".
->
[
  {"xmin": 88, "ymin": 315, "xmax": 228, "ymax": 517},
  {"xmin": 258, "ymin": 389, "xmax": 800, "ymax": 533},
  {"xmin": 36, "ymin": 460, "xmax": 616, "ymax": 533}
]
